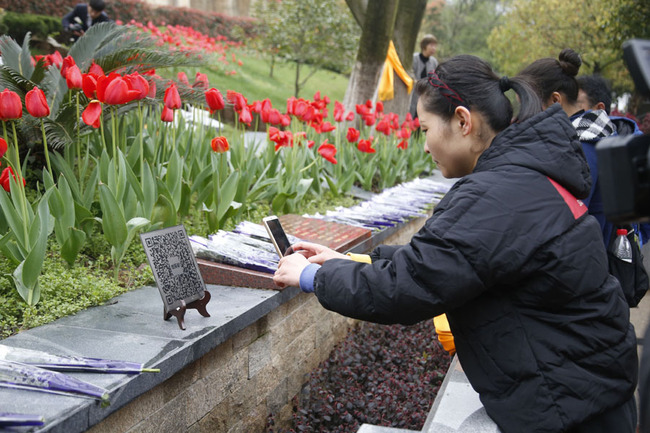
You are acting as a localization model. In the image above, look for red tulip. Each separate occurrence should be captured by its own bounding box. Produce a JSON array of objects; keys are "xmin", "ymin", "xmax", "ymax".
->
[
  {"xmin": 376, "ymin": 118, "xmax": 392, "ymax": 136},
  {"xmin": 211, "ymin": 136, "xmax": 229, "ymax": 153},
  {"xmin": 66, "ymin": 65, "xmax": 83, "ymax": 89},
  {"xmin": 161, "ymin": 106, "xmax": 174, "ymax": 123},
  {"xmin": 0, "ymin": 167, "xmax": 25, "ymax": 192},
  {"xmin": 164, "ymin": 83, "xmax": 181, "ymax": 109},
  {"xmin": 48, "ymin": 51, "xmax": 63, "ymax": 68},
  {"xmin": 177, "ymin": 72, "xmax": 190, "ymax": 86},
  {"xmin": 227, "ymin": 90, "xmax": 247, "ymax": 112},
  {"xmin": 88, "ymin": 62, "xmax": 104, "ymax": 77},
  {"xmin": 239, "ymin": 106, "xmax": 252, "ymax": 126},
  {"xmin": 345, "ymin": 111, "xmax": 354, "ymax": 121},
  {"xmin": 0, "ymin": 137, "xmax": 7, "ymax": 158},
  {"xmin": 333, "ymin": 101, "xmax": 346, "ymax": 122},
  {"xmin": 82, "ymin": 74, "xmax": 98, "ymax": 99},
  {"xmin": 82, "ymin": 101, "xmax": 102, "ymax": 129},
  {"xmin": 194, "ymin": 72, "xmax": 209, "ymax": 89},
  {"xmin": 397, "ymin": 140, "xmax": 408, "ymax": 150},
  {"xmin": 318, "ymin": 141, "xmax": 337, "ymax": 164},
  {"xmin": 97, "ymin": 73, "xmax": 140, "ymax": 105},
  {"xmin": 124, "ymin": 73, "xmax": 149, "ymax": 100},
  {"xmin": 147, "ymin": 79, "xmax": 157, "ymax": 98},
  {"xmin": 205, "ymin": 88, "xmax": 224, "ymax": 113},
  {"xmin": 319, "ymin": 121, "xmax": 336, "ymax": 133},
  {"xmin": 61, "ymin": 55, "xmax": 76, "ymax": 78},
  {"xmin": 346, "ymin": 127, "xmax": 360, "ymax": 143},
  {"xmin": 357, "ymin": 139, "xmax": 376, "ymax": 153},
  {"xmin": 25, "ymin": 87, "xmax": 50, "ymax": 118},
  {"xmin": 0, "ymin": 89, "xmax": 23, "ymax": 120}
]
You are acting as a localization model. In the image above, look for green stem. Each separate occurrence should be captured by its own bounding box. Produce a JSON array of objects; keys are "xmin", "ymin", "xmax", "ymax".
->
[
  {"xmin": 138, "ymin": 102, "xmax": 144, "ymax": 176},
  {"xmin": 11, "ymin": 122, "xmax": 29, "ymax": 243},
  {"xmin": 111, "ymin": 106, "xmax": 118, "ymax": 180},
  {"xmin": 41, "ymin": 119, "xmax": 52, "ymax": 176},
  {"xmin": 76, "ymin": 92, "xmax": 81, "ymax": 183}
]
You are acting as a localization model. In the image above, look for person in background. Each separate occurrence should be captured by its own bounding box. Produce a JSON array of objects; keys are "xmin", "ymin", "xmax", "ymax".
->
[
  {"xmin": 62, "ymin": 0, "xmax": 112, "ymax": 41},
  {"xmin": 408, "ymin": 34, "xmax": 439, "ymax": 120},
  {"xmin": 519, "ymin": 53, "xmax": 648, "ymax": 247},
  {"xmin": 274, "ymin": 54, "xmax": 638, "ymax": 433},
  {"xmin": 576, "ymin": 74, "xmax": 612, "ymax": 114}
]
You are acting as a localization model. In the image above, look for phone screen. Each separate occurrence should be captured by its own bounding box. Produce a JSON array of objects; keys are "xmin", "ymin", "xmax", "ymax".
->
[{"xmin": 263, "ymin": 217, "xmax": 292, "ymax": 257}]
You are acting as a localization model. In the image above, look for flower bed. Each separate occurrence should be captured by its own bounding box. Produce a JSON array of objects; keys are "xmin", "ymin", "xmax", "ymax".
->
[{"xmin": 267, "ymin": 320, "xmax": 451, "ymax": 432}]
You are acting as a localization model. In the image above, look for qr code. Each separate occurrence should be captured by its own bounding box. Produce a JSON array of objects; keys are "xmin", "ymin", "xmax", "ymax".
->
[{"xmin": 143, "ymin": 227, "xmax": 204, "ymax": 308}]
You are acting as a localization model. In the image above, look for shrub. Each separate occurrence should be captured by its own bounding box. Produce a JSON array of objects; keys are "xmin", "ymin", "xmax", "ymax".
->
[
  {"xmin": 267, "ymin": 320, "xmax": 451, "ymax": 432},
  {"xmin": 2, "ymin": 11, "xmax": 61, "ymax": 41},
  {"xmin": 0, "ymin": 0, "xmax": 258, "ymax": 42}
]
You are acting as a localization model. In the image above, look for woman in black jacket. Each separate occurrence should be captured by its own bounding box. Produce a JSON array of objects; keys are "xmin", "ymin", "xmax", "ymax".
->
[{"xmin": 273, "ymin": 55, "xmax": 638, "ymax": 433}]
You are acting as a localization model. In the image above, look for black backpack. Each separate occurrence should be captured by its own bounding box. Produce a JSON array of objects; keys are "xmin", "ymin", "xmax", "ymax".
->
[{"xmin": 607, "ymin": 224, "xmax": 649, "ymax": 307}]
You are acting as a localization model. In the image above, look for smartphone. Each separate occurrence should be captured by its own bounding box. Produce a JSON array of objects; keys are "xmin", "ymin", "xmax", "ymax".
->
[{"xmin": 262, "ymin": 216, "xmax": 293, "ymax": 257}]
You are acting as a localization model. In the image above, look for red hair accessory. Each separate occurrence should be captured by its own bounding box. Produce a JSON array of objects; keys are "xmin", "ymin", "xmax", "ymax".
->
[{"xmin": 427, "ymin": 71, "xmax": 465, "ymax": 107}]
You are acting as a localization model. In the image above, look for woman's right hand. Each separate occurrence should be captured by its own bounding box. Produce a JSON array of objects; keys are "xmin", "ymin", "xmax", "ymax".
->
[{"xmin": 290, "ymin": 241, "xmax": 349, "ymax": 265}]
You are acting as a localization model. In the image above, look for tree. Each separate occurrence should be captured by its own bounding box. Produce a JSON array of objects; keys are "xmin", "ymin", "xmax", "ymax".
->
[
  {"xmin": 487, "ymin": 0, "xmax": 649, "ymax": 95},
  {"xmin": 427, "ymin": 0, "xmax": 506, "ymax": 64},
  {"xmin": 342, "ymin": 0, "xmax": 427, "ymax": 117},
  {"xmin": 252, "ymin": 0, "xmax": 359, "ymax": 97}
]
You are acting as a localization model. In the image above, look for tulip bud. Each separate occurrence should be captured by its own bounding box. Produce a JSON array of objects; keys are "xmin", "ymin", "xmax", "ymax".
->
[{"xmin": 25, "ymin": 87, "xmax": 50, "ymax": 118}]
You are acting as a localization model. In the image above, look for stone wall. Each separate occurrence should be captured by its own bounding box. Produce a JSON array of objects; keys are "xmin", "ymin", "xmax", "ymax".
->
[
  {"xmin": 85, "ymin": 216, "xmax": 428, "ymax": 433},
  {"xmin": 87, "ymin": 293, "xmax": 355, "ymax": 433}
]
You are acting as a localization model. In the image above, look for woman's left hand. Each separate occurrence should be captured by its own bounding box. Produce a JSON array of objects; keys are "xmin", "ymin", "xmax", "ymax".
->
[{"xmin": 273, "ymin": 253, "xmax": 310, "ymax": 288}]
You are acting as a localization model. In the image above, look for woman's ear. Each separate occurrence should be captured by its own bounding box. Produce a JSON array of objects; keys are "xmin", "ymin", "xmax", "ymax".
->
[
  {"xmin": 454, "ymin": 106, "xmax": 472, "ymax": 136},
  {"xmin": 550, "ymin": 91, "xmax": 562, "ymax": 105}
]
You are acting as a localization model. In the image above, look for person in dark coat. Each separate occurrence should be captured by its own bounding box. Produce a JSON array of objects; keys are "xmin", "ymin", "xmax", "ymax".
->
[
  {"xmin": 273, "ymin": 55, "xmax": 638, "ymax": 433},
  {"xmin": 62, "ymin": 0, "xmax": 112, "ymax": 41}
]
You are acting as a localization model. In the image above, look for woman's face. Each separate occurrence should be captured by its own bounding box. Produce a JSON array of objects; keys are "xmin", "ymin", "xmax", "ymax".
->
[{"xmin": 417, "ymin": 100, "xmax": 477, "ymax": 178}]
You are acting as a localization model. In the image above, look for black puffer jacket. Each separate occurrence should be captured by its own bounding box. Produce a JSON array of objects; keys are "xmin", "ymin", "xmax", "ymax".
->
[{"xmin": 312, "ymin": 105, "xmax": 638, "ymax": 433}]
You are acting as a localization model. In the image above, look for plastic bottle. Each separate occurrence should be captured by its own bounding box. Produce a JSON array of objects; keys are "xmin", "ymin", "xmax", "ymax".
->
[{"xmin": 613, "ymin": 228, "xmax": 633, "ymax": 263}]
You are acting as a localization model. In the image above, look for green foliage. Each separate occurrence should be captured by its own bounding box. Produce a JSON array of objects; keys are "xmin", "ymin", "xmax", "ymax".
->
[
  {"xmin": 425, "ymin": 0, "xmax": 506, "ymax": 65},
  {"xmin": 251, "ymin": 0, "xmax": 360, "ymax": 96},
  {"xmin": 487, "ymin": 0, "xmax": 645, "ymax": 93},
  {"xmin": 1, "ymin": 11, "xmax": 60, "ymax": 42}
]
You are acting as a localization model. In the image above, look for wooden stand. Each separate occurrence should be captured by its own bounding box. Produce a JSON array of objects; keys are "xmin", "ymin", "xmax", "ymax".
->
[{"xmin": 164, "ymin": 290, "xmax": 212, "ymax": 330}]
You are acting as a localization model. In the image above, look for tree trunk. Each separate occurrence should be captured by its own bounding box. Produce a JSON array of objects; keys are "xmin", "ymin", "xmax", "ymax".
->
[
  {"xmin": 345, "ymin": 0, "xmax": 369, "ymax": 27},
  {"xmin": 295, "ymin": 61, "xmax": 301, "ymax": 97},
  {"xmin": 343, "ymin": 0, "xmax": 400, "ymax": 112},
  {"xmin": 383, "ymin": 0, "xmax": 428, "ymax": 117}
]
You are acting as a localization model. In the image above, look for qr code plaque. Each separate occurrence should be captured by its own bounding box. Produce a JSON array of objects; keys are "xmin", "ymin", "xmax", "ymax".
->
[{"xmin": 141, "ymin": 225, "xmax": 206, "ymax": 311}]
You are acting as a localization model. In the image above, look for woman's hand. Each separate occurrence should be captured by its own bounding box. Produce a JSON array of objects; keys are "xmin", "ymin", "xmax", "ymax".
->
[
  {"xmin": 273, "ymin": 253, "xmax": 310, "ymax": 288},
  {"xmin": 290, "ymin": 241, "xmax": 349, "ymax": 265}
]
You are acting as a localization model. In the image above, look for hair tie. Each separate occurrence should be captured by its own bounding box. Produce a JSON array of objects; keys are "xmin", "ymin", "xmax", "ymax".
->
[
  {"xmin": 427, "ymin": 71, "xmax": 465, "ymax": 107},
  {"xmin": 499, "ymin": 76, "xmax": 511, "ymax": 92}
]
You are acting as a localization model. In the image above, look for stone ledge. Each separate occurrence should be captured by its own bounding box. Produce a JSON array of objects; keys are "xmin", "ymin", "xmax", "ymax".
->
[{"xmin": 0, "ymin": 284, "xmax": 301, "ymax": 433}]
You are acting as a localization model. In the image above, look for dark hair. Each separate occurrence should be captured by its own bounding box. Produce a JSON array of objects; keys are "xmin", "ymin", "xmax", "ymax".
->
[
  {"xmin": 415, "ymin": 54, "xmax": 541, "ymax": 132},
  {"xmin": 518, "ymin": 48, "xmax": 582, "ymax": 104},
  {"xmin": 420, "ymin": 34, "xmax": 437, "ymax": 52},
  {"xmin": 577, "ymin": 74, "xmax": 612, "ymax": 115},
  {"xmin": 89, "ymin": 0, "xmax": 106, "ymax": 11}
]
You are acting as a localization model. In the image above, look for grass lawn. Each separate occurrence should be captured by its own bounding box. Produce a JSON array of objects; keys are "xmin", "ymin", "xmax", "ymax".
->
[{"xmin": 167, "ymin": 48, "xmax": 350, "ymax": 107}]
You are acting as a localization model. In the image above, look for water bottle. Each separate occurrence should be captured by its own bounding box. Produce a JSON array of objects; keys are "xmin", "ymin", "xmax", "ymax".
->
[{"xmin": 613, "ymin": 228, "xmax": 633, "ymax": 263}]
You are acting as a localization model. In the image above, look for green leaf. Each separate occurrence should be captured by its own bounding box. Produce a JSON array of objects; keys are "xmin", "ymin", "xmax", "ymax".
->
[
  {"xmin": 216, "ymin": 171, "xmax": 240, "ymax": 221},
  {"xmin": 61, "ymin": 228, "xmax": 87, "ymax": 267},
  {"xmin": 0, "ymin": 33, "xmax": 34, "ymax": 79},
  {"xmin": 0, "ymin": 186, "xmax": 28, "ymax": 255},
  {"xmin": 151, "ymin": 194, "xmax": 176, "ymax": 227},
  {"xmin": 98, "ymin": 183, "xmax": 128, "ymax": 247},
  {"xmin": 272, "ymin": 192, "xmax": 297, "ymax": 214},
  {"xmin": 20, "ymin": 195, "xmax": 51, "ymax": 304}
]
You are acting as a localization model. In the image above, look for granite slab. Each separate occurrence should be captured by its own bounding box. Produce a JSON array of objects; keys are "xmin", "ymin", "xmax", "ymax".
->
[{"xmin": 0, "ymin": 284, "xmax": 301, "ymax": 433}]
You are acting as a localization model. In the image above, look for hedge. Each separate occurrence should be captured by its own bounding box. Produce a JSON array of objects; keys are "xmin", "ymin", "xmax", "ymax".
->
[
  {"xmin": 2, "ymin": 11, "xmax": 61, "ymax": 41},
  {"xmin": 0, "ymin": 0, "xmax": 258, "ymax": 42}
]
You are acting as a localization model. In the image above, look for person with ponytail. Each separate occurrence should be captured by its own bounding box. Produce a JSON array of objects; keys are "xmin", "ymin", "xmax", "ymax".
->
[{"xmin": 274, "ymin": 55, "xmax": 638, "ymax": 433}]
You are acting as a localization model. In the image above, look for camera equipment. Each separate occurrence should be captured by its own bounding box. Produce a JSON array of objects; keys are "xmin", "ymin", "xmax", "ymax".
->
[{"xmin": 596, "ymin": 39, "xmax": 650, "ymax": 223}]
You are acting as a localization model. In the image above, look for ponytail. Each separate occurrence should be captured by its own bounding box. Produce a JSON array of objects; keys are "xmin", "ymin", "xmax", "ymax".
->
[{"xmin": 415, "ymin": 55, "xmax": 542, "ymax": 133}]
